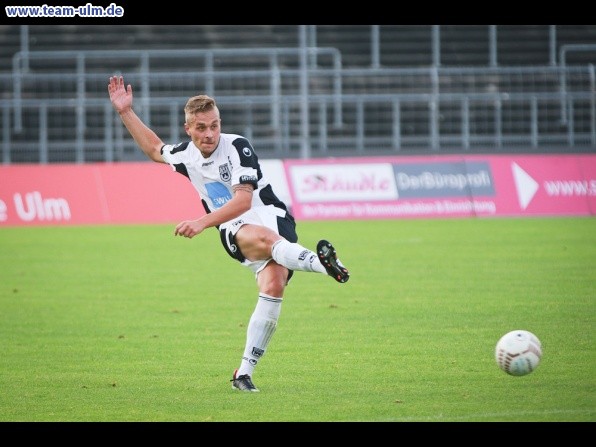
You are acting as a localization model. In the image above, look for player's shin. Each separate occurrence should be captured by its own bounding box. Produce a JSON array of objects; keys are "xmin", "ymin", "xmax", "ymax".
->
[
  {"xmin": 271, "ymin": 239, "xmax": 326, "ymax": 273},
  {"xmin": 237, "ymin": 294, "xmax": 282, "ymax": 378}
]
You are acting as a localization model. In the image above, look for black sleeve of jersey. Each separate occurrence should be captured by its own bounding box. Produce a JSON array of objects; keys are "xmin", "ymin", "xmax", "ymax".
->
[
  {"xmin": 231, "ymin": 137, "xmax": 263, "ymax": 183},
  {"xmin": 164, "ymin": 141, "xmax": 191, "ymax": 155},
  {"xmin": 162, "ymin": 142, "xmax": 192, "ymax": 180}
]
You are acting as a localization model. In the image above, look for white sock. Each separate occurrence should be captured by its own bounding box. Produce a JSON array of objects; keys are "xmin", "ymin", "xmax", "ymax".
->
[
  {"xmin": 271, "ymin": 239, "xmax": 326, "ymax": 274},
  {"xmin": 237, "ymin": 294, "xmax": 282, "ymax": 378}
]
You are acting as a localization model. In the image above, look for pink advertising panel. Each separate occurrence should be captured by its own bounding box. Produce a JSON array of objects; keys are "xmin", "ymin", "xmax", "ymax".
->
[
  {"xmin": 284, "ymin": 154, "xmax": 596, "ymax": 220},
  {"xmin": 1, "ymin": 154, "xmax": 594, "ymax": 227},
  {"xmin": 0, "ymin": 163, "xmax": 203, "ymax": 226}
]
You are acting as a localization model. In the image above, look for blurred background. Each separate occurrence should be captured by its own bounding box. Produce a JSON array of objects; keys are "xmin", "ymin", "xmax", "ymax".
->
[{"xmin": 1, "ymin": 24, "xmax": 595, "ymax": 164}]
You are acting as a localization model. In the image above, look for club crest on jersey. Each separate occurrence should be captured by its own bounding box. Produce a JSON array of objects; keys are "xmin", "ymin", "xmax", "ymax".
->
[
  {"xmin": 219, "ymin": 164, "xmax": 231, "ymax": 182},
  {"xmin": 242, "ymin": 147, "xmax": 252, "ymax": 157}
]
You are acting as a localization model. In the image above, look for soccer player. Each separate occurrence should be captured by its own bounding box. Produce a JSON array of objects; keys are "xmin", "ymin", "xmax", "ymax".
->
[{"xmin": 108, "ymin": 76, "xmax": 350, "ymax": 392}]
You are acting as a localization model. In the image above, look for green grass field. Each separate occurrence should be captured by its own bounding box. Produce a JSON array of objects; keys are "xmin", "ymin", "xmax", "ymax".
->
[{"xmin": 0, "ymin": 217, "xmax": 594, "ymax": 422}]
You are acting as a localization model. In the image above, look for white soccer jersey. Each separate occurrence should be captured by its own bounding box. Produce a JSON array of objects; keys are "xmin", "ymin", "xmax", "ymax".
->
[{"xmin": 160, "ymin": 133, "xmax": 288, "ymax": 217}]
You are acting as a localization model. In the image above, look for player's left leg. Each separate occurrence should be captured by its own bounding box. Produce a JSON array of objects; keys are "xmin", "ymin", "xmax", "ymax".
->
[
  {"xmin": 236, "ymin": 292, "xmax": 281, "ymax": 381},
  {"xmin": 233, "ymin": 262, "xmax": 288, "ymax": 392}
]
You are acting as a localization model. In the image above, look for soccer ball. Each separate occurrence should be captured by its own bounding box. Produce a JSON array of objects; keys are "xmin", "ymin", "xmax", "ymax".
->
[{"xmin": 495, "ymin": 330, "xmax": 542, "ymax": 376}]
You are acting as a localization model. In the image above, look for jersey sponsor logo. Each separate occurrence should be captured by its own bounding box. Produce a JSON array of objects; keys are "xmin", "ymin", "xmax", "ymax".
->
[
  {"xmin": 219, "ymin": 164, "xmax": 231, "ymax": 182},
  {"xmin": 205, "ymin": 182, "xmax": 232, "ymax": 209},
  {"xmin": 242, "ymin": 147, "xmax": 252, "ymax": 157},
  {"xmin": 202, "ymin": 160, "xmax": 214, "ymax": 167}
]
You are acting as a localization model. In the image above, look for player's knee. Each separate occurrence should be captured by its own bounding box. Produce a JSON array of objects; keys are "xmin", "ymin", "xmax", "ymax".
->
[
  {"xmin": 259, "ymin": 278, "xmax": 286, "ymax": 297},
  {"xmin": 257, "ymin": 267, "xmax": 288, "ymax": 297}
]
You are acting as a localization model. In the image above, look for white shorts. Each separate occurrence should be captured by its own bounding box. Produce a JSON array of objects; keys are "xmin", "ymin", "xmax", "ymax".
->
[{"xmin": 218, "ymin": 205, "xmax": 297, "ymax": 275}]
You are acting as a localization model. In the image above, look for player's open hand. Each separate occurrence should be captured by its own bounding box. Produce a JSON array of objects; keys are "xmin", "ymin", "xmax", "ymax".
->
[{"xmin": 108, "ymin": 76, "xmax": 133, "ymax": 114}]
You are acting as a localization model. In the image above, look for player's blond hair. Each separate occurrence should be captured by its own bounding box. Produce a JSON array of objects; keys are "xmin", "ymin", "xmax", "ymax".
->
[{"xmin": 184, "ymin": 95, "xmax": 219, "ymax": 124}]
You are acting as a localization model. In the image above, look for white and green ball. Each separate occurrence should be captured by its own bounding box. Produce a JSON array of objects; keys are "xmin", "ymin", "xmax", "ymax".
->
[{"xmin": 495, "ymin": 330, "xmax": 542, "ymax": 376}]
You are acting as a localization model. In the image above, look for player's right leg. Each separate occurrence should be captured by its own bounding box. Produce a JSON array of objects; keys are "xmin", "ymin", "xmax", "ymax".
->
[
  {"xmin": 221, "ymin": 208, "xmax": 350, "ymax": 283},
  {"xmin": 316, "ymin": 239, "xmax": 350, "ymax": 283},
  {"xmin": 269, "ymin": 237, "xmax": 349, "ymax": 283}
]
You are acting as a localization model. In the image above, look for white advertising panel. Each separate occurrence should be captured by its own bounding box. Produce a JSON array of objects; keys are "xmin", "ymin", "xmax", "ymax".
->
[{"xmin": 289, "ymin": 163, "xmax": 399, "ymax": 203}]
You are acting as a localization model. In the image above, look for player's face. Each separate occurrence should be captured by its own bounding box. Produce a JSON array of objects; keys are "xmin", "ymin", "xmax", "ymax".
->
[{"xmin": 185, "ymin": 110, "xmax": 221, "ymax": 157}]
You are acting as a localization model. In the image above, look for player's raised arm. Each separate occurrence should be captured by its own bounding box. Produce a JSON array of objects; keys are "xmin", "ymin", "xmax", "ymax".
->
[{"xmin": 108, "ymin": 76, "xmax": 165, "ymax": 163}]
